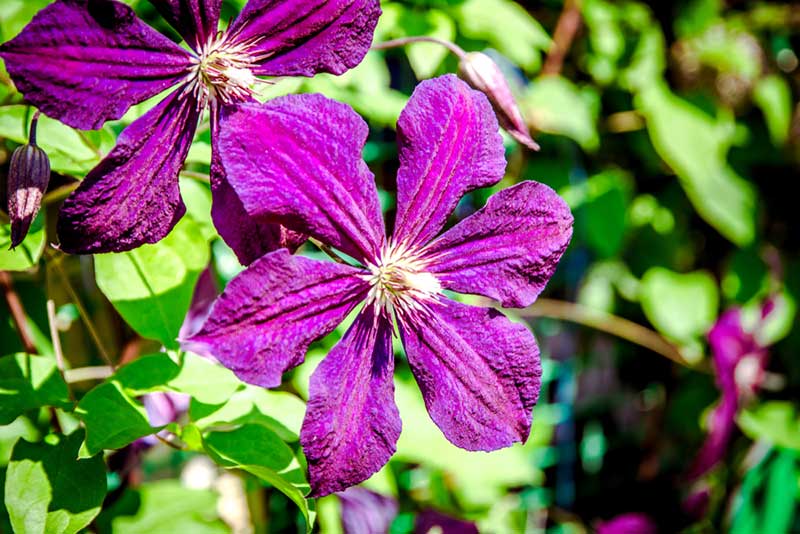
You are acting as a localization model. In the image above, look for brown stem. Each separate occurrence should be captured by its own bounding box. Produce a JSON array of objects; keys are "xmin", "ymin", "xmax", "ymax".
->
[
  {"xmin": 517, "ymin": 298, "xmax": 704, "ymax": 370},
  {"xmin": 308, "ymin": 237, "xmax": 353, "ymax": 266},
  {"xmin": 180, "ymin": 170, "xmax": 211, "ymax": 184},
  {"xmin": 542, "ymin": 0, "xmax": 583, "ymax": 76},
  {"xmin": 64, "ymin": 365, "xmax": 113, "ymax": 383},
  {"xmin": 0, "ymin": 271, "xmax": 38, "ymax": 354},
  {"xmin": 372, "ymin": 36, "xmax": 467, "ymax": 60},
  {"xmin": 47, "ymin": 299, "xmax": 74, "ymax": 401}
]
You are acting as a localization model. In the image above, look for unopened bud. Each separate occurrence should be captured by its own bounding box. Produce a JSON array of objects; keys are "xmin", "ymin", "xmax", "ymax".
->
[
  {"xmin": 7, "ymin": 113, "xmax": 50, "ymax": 248},
  {"xmin": 459, "ymin": 52, "xmax": 540, "ymax": 151}
]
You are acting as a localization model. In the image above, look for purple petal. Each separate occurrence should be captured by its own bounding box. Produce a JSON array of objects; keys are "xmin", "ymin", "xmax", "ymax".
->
[
  {"xmin": 301, "ymin": 308, "xmax": 400, "ymax": 497},
  {"xmin": 338, "ymin": 488, "xmax": 398, "ymax": 534},
  {"xmin": 686, "ymin": 392, "xmax": 738, "ymax": 481},
  {"xmin": 218, "ymin": 95, "xmax": 385, "ymax": 263},
  {"xmin": 151, "ymin": 0, "xmax": 221, "ymax": 51},
  {"xmin": 425, "ymin": 181, "xmax": 573, "ymax": 308},
  {"xmin": 415, "ymin": 509, "xmax": 479, "ymax": 534},
  {"xmin": 596, "ymin": 513, "xmax": 658, "ymax": 534},
  {"xmin": 184, "ymin": 249, "xmax": 369, "ymax": 388},
  {"xmin": 227, "ymin": 0, "xmax": 380, "ymax": 77},
  {"xmin": 57, "ymin": 88, "xmax": 200, "ymax": 254},
  {"xmin": 392, "ymin": 75, "xmax": 506, "ymax": 250},
  {"xmin": 398, "ymin": 298, "xmax": 541, "ymax": 451},
  {"xmin": 0, "ymin": 0, "xmax": 194, "ymax": 130},
  {"xmin": 178, "ymin": 268, "xmax": 219, "ymax": 340},
  {"xmin": 210, "ymin": 121, "xmax": 305, "ymax": 266}
]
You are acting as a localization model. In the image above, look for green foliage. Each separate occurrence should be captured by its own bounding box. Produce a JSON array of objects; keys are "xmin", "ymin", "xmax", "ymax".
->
[
  {"xmin": 5, "ymin": 430, "xmax": 106, "ymax": 534},
  {"xmin": 739, "ymin": 402, "xmax": 800, "ymax": 452},
  {"xmin": 0, "ymin": 212, "xmax": 46, "ymax": 271},
  {"xmin": 522, "ymin": 77, "xmax": 600, "ymax": 150},
  {"xmin": 0, "ymin": 353, "xmax": 70, "ymax": 425}
]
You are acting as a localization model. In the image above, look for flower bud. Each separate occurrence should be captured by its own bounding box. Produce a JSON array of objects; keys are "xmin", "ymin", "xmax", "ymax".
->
[
  {"xmin": 7, "ymin": 126, "xmax": 50, "ymax": 248},
  {"xmin": 458, "ymin": 52, "xmax": 540, "ymax": 151}
]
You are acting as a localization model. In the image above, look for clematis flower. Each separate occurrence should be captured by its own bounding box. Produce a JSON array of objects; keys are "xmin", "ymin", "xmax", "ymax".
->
[
  {"xmin": 686, "ymin": 297, "xmax": 778, "ymax": 480},
  {"xmin": 184, "ymin": 75, "xmax": 573, "ymax": 496},
  {"xmin": 596, "ymin": 513, "xmax": 658, "ymax": 534},
  {"xmin": 0, "ymin": 0, "xmax": 380, "ymax": 261},
  {"xmin": 338, "ymin": 487, "xmax": 398, "ymax": 534}
]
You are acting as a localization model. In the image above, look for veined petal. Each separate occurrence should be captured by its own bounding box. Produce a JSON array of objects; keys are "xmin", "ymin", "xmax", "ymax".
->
[
  {"xmin": 57, "ymin": 87, "xmax": 200, "ymax": 254},
  {"xmin": 399, "ymin": 298, "xmax": 541, "ymax": 451},
  {"xmin": 218, "ymin": 95, "xmax": 385, "ymax": 263},
  {"xmin": 184, "ymin": 250, "xmax": 369, "ymax": 388},
  {"xmin": 151, "ymin": 0, "xmax": 221, "ymax": 51},
  {"xmin": 392, "ymin": 75, "xmax": 506, "ymax": 249},
  {"xmin": 301, "ymin": 308, "xmax": 400, "ymax": 497},
  {"xmin": 0, "ymin": 0, "xmax": 194, "ymax": 130},
  {"xmin": 425, "ymin": 181, "xmax": 573, "ymax": 308},
  {"xmin": 227, "ymin": 0, "xmax": 380, "ymax": 77},
  {"xmin": 210, "ymin": 119, "xmax": 305, "ymax": 266}
]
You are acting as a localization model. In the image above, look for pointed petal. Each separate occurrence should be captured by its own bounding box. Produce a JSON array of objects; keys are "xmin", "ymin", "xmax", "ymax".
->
[
  {"xmin": 425, "ymin": 181, "xmax": 573, "ymax": 308},
  {"xmin": 151, "ymin": 0, "xmax": 221, "ymax": 51},
  {"xmin": 227, "ymin": 0, "xmax": 380, "ymax": 77},
  {"xmin": 218, "ymin": 95, "xmax": 385, "ymax": 263},
  {"xmin": 686, "ymin": 392, "xmax": 738, "ymax": 481},
  {"xmin": 392, "ymin": 75, "xmax": 506, "ymax": 249},
  {"xmin": 301, "ymin": 308, "xmax": 400, "ymax": 496},
  {"xmin": 398, "ymin": 298, "xmax": 541, "ymax": 451},
  {"xmin": 0, "ymin": 0, "xmax": 194, "ymax": 130},
  {"xmin": 178, "ymin": 268, "xmax": 219, "ymax": 340},
  {"xmin": 57, "ymin": 88, "xmax": 200, "ymax": 254},
  {"xmin": 185, "ymin": 250, "xmax": 369, "ymax": 388},
  {"xmin": 210, "ymin": 119, "xmax": 305, "ymax": 266}
]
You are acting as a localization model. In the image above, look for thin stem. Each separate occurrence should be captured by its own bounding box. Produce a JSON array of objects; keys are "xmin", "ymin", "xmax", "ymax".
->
[
  {"xmin": 77, "ymin": 130, "xmax": 103, "ymax": 159},
  {"xmin": 372, "ymin": 36, "xmax": 467, "ymax": 60},
  {"xmin": 179, "ymin": 170, "xmax": 211, "ymax": 183},
  {"xmin": 48, "ymin": 252, "xmax": 114, "ymax": 368},
  {"xmin": 64, "ymin": 365, "xmax": 113, "ymax": 383},
  {"xmin": 542, "ymin": 0, "xmax": 583, "ymax": 76},
  {"xmin": 517, "ymin": 298, "xmax": 704, "ymax": 370},
  {"xmin": 0, "ymin": 271, "xmax": 38, "ymax": 354},
  {"xmin": 47, "ymin": 299, "xmax": 74, "ymax": 401},
  {"xmin": 155, "ymin": 433, "xmax": 187, "ymax": 451},
  {"xmin": 29, "ymin": 110, "xmax": 41, "ymax": 145},
  {"xmin": 308, "ymin": 237, "xmax": 352, "ymax": 266}
]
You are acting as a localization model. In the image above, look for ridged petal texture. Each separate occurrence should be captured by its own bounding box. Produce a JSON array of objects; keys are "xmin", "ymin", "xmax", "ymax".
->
[{"xmin": 151, "ymin": 0, "xmax": 221, "ymax": 51}]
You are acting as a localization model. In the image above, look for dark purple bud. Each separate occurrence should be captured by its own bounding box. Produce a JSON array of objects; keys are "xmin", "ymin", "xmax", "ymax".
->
[
  {"xmin": 7, "ymin": 114, "xmax": 50, "ymax": 248},
  {"xmin": 458, "ymin": 52, "xmax": 540, "ymax": 151}
]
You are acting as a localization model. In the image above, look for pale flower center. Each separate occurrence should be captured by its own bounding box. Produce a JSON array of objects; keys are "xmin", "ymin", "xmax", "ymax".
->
[
  {"xmin": 363, "ymin": 242, "xmax": 442, "ymax": 317},
  {"xmin": 187, "ymin": 33, "xmax": 258, "ymax": 107}
]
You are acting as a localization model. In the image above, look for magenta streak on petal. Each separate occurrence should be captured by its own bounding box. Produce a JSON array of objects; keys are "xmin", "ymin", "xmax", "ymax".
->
[
  {"xmin": 185, "ymin": 249, "xmax": 370, "ymax": 388},
  {"xmin": 227, "ymin": 0, "xmax": 381, "ymax": 77},
  {"xmin": 151, "ymin": 0, "xmax": 221, "ymax": 52},
  {"xmin": 218, "ymin": 95, "xmax": 385, "ymax": 263},
  {"xmin": 56, "ymin": 86, "xmax": 200, "ymax": 254},
  {"xmin": 424, "ymin": 181, "xmax": 573, "ymax": 309},
  {"xmin": 392, "ymin": 75, "xmax": 506, "ymax": 249},
  {"xmin": 398, "ymin": 297, "xmax": 541, "ymax": 451},
  {"xmin": 0, "ymin": 0, "xmax": 194, "ymax": 130},
  {"xmin": 301, "ymin": 307, "xmax": 400, "ymax": 497}
]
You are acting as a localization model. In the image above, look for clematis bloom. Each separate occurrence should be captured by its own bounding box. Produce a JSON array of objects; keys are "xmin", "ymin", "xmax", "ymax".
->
[
  {"xmin": 185, "ymin": 75, "xmax": 573, "ymax": 495},
  {"xmin": 0, "ymin": 0, "xmax": 380, "ymax": 261}
]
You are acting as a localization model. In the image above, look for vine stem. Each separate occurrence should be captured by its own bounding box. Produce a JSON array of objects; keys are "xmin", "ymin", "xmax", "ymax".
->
[
  {"xmin": 0, "ymin": 271, "xmax": 38, "ymax": 354},
  {"xmin": 308, "ymin": 237, "xmax": 352, "ymax": 266},
  {"xmin": 64, "ymin": 365, "xmax": 113, "ymax": 383},
  {"xmin": 47, "ymin": 299, "xmax": 74, "ymax": 401},
  {"xmin": 371, "ymin": 36, "xmax": 467, "ymax": 60},
  {"xmin": 517, "ymin": 298, "xmax": 704, "ymax": 370},
  {"xmin": 542, "ymin": 0, "xmax": 583, "ymax": 76}
]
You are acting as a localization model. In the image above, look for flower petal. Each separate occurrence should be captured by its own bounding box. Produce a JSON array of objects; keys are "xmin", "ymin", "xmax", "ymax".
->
[
  {"xmin": 398, "ymin": 298, "xmax": 541, "ymax": 451},
  {"xmin": 57, "ymin": 88, "xmax": 200, "ymax": 254},
  {"xmin": 425, "ymin": 181, "xmax": 573, "ymax": 308},
  {"xmin": 686, "ymin": 392, "xmax": 738, "ymax": 481},
  {"xmin": 210, "ymin": 121, "xmax": 305, "ymax": 266},
  {"xmin": 392, "ymin": 75, "xmax": 506, "ymax": 249},
  {"xmin": 227, "ymin": 0, "xmax": 380, "ymax": 77},
  {"xmin": 218, "ymin": 95, "xmax": 385, "ymax": 263},
  {"xmin": 301, "ymin": 308, "xmax": 400, "ymax": 496},
  {"xmin": 151, "ymin": 0, "xmax": 221, "ymax": 51},
  {"xmin": 184, "ymin": 249, "xmax": 369, "ymax": 388},
  {"xmin": 0, "ymin": 0, "xmax": 194, "ymax": 130},
  {"xmin": 339, "ymin": 488, "xmax": 398, "ymax": 534}
]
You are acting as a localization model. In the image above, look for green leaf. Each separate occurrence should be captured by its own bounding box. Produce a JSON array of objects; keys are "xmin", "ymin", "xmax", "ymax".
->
[
  {"xmin": 203, "ymin": 423, "xmax": 314, "ymax": 531},
  {"xmin": 453, "ymin": 0, "xmax": 550, "ymax": 71},
  {"xmin": 378, "ymin": 4, "xmax": 455, "ymax": 78},
  {"xmin": 0, "ymin": 105, "xmax": 114, "ymax": 176},
  {"xmin": 0, "ymin": 211, "xmax": 46, "ymax": 272},
  {"xmin": 578, "ymin": 170, "xmax": 632, "ymax": 257},
  {"xmin": 94, "ymin": 217, "xmax": 210, "ymax": 348},
  {"xmin": 166, "ymin": 352, "xmax": 241, "ymax": 405},
  {"xmin": 739, "ymin": 402, "xmax": 800, "ymax": 452},
  {"xmin": 639, "ymin": 267, "xmax": 719, "ymax": 342},
  {"xmin": 753, "ymin": 75, "xmax": 792, "ymax": 146},
  {"xmin": 522, "ymin": 77, "xmax": 600, "ymax": 151},
  {"xmin": 77, "ymin": 381, "xmax": 153, "ymax": 455},
  {"xmin": 763, "ymin": 449, "xmax": 798, "ymax": 533},
  {"xmin": 4, "ymin": 431, "xmax": 106, "ymax": 534},
  {"xmin": 0, "ymin": 353, "xmax": 70, "ymax": 425},
  {"xmin": 179, "ymin": 178, "xmax": 216, "ymax": 242}
]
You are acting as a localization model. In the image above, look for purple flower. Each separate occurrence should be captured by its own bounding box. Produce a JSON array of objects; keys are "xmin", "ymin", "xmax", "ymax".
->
[
  {"xmin": 415, "ymin": 509, "xmax": 478, "ymax": 534},
  {"xmin": 686, "ymin": 298, "xmax": 776, "ymax": 480},
  {"xmin": 184, "ymin": 74, "xmax": 573, "ymax": 496},
  {"xmin": 596, "ymin": 513, "xmax": 658, "ymax": 534},
  {"xmin": 338, "ymin": 487, "xmax": 398, "ymax": 534},
  {"xmin": 0, "ymin": 0, "xmax": 380, "ymax": 261}
]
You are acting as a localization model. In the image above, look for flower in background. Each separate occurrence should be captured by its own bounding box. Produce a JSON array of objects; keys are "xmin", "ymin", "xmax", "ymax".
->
[
  {"xmin": 686, "ymin": 297, "xmax": 780, "ymax": 480},
  {"xmin": 415, "ymin": 509, "xmax": 479, "ymax": 534},
  {"xmin": 338, "ymin": 487, "xmax": 398, "ymax": 534},
  {"xmin": 596, "ymin": 513, "xmax": 658, "ymax": 534},
  {"xmin": 184, "ymin": 75, "xmax": 573, "ymax": 495},
  {"xmin": 138, "ymin": 391, "xmax": 191, "ymax": 447},
  {"xmin": 0, "ymin": 0, "xmax": 380, "ymax": 262}
]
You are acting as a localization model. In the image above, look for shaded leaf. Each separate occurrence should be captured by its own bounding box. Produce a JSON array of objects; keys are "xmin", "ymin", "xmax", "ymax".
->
[
  {"xmin": 0, "ymin": 211, "xmax": 45, "ymax": 271},
  {"xmin": 0, "ymin": 353, "xmax": 70, "ymax": 425}
]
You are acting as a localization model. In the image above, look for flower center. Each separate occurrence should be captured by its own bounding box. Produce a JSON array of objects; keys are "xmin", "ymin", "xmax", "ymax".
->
[
  {"xmin": 363, "ymin": 242, "xmax": 442, "ymax": 317},
  {"xmin": 188, "ymin": 34, "xmax": 258, "ymax": 107}
]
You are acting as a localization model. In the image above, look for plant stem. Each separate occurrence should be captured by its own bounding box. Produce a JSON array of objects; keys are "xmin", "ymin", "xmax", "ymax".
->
[
  {"xmin": 0, "ymin": 271, "xmax": 38, "ymax": 354},
  {"xmin": 47, "ymin": 299, "xmax": 74, "ymax": 401},
  {"xmin": 518, "ymin": 298, "xmax": 704, "ymax": 370},
  {"xmin": 372, "ymin": 36, "xmax": 467, "ymax": 60},
  {"xmin": 64, "ymin": 365, "xmax": 113, "ymax": 383},
  {"xmin": 542, "ymin": 0, "xmax": 583, "ymax": 76},
  {"xmin": 180, "ymin": 170, "xmax": 211, "ymax": 183},
  {"xmin": 308, "ymin": 237, "xmax": 352, "ymax": 266}
]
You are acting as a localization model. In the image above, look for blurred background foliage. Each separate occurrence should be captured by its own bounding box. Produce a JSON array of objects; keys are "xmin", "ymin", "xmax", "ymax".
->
[{"xmin": 1, "ymin": 0, "xmax": 800, "ymax": 532}]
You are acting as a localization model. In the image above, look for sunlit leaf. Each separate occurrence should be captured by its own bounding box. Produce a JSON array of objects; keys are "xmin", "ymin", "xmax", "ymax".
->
[
  {"xmin": 0, "ymin": 353, "xmax": 70, "ymax": 425},
  {"xmin": 0, "ymin": 212, "xmax": 46, "ymax": 271},
  {"xmin": 753, "ymin": 75, "xmax": 792, "ymax": 146},
  {"xmin": 77, "ymin": 381, "xmax": 153, "ymax": 455},
  {"xmin": 522, "ymin": 76, "xmax": 600, "ymax": 151}
]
